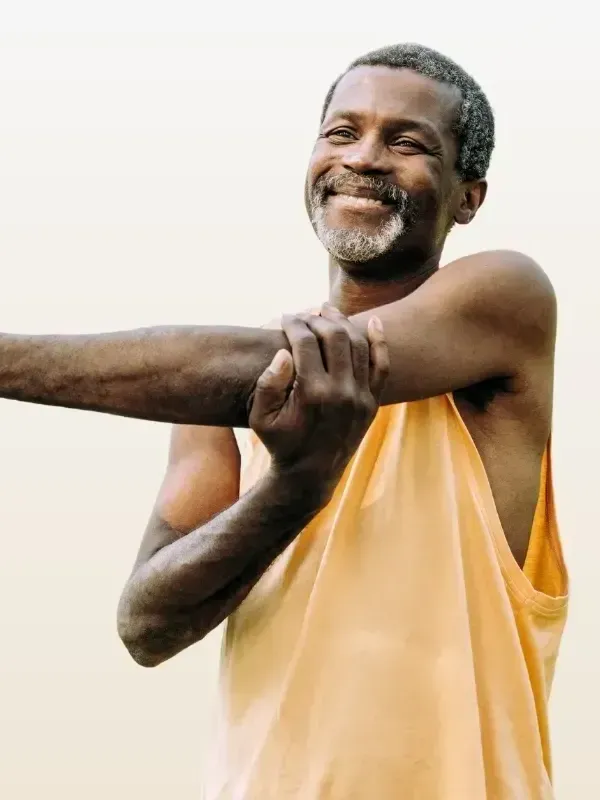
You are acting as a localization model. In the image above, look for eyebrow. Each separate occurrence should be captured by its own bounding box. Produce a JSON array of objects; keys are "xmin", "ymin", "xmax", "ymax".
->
[{"xmin": 322, "ymin": 110, "xmax": 443, "ymax": 146}]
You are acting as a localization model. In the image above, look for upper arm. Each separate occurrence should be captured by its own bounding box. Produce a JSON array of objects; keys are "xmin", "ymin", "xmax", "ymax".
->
[
  {"xmin": 351, "ymin": 250, "xmax": 557, "ymax": 405},
  {"xmin": 133, "ymin": 425, "xmax": 241, "ymax": 567}
]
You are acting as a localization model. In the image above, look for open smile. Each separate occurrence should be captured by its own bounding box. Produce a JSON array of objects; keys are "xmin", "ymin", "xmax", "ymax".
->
[{"xmin": 327, "ymin": 191, "xmax": 394, "ymax": 213}]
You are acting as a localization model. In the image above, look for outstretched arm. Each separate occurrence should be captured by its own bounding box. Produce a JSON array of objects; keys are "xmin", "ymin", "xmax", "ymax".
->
[
  {"xmin": 0, "ymin": 325, "xmax": 286, "ymax": 427},
  {"xmin": 0, "ymin": 250, "xmax": 555, "ymax": 427}
]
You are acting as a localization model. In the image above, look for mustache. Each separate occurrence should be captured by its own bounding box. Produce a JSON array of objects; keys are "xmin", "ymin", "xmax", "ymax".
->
[{"xmin": 311, "ymin": 173, "xmax": 408, "ymax": 207}]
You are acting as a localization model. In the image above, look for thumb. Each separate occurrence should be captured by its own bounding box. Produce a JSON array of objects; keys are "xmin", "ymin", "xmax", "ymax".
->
[{"xmin": 250, "ymin": 349, "xmax": 294, "ymax": 420}]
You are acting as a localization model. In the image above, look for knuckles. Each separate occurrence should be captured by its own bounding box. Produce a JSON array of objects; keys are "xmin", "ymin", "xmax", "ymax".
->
[
  {"xmin": 321, "ymin": 324, "xmax": 348, "ymax": 343},
  {"xmin": 302, "ymin": 379, "xmax": 374, "ymax": 417},
  {"xmin": 260, "ymin": 310, "xmax": 380, "ymax": 428},
  {"xmin": 349, "ymin": 333, "xmax": 369, "ymax": 353},
  {"xmin": 292, "ymin": 329, "xmax": 319, "ymax": 350},
  {"xmin": 285, "ymin": 314, "xmax": 371, "ymax": 368}
]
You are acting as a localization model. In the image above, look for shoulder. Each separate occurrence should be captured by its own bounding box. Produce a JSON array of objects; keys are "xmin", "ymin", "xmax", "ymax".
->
[
  {"xmin": 445, "ymin": 248, "xmax": 553, "ymax": 288},
  {"xmin": 442, "ymin": 249, "xmax": 555, "ymax": 309},
  {"xmin": 439, "ymin": 250, "xmax": 556, "ymax": 352}
]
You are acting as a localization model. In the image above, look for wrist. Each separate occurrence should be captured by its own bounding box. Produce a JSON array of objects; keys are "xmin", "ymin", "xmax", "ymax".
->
[{"xmin": 265, "ymin": 462, "xmax": 333, "ymax": 513}]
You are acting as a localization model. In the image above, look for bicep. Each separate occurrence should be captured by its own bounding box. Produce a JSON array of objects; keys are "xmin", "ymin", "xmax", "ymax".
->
[
  {"xmin": 351, "ymin": 250, "xmax": 556, "ymax": 404},
  {"xmin": 134, "ymin": 425, "xmax": 241, "ymax": 566}
]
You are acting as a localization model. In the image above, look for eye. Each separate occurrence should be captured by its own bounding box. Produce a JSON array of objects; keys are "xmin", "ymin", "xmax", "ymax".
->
[
  {"xmin": 393, "ymin": 137, "xmax": 426, "ymax": 152},
  {"xmin": 326, "ymin": 128, "xmax": 357, "ymax": 143}
]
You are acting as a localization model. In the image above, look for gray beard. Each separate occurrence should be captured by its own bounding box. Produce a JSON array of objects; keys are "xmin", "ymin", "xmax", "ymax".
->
[{"xmin": 311, "ymin": 203, "xmax": 407, "ymax": 263}]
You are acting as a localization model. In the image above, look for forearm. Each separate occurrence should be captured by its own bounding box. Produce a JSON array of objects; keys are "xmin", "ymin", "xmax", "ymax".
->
[
  {"xmin": 117, "ymin": 467, "xmax": 324, "ymax": 666},
  {"xmin": 0, "ymin": 326, "xmax": 287, "ymax": 427}
]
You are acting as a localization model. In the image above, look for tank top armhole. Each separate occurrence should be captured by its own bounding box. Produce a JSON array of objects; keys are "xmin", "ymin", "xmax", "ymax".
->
[
  {"xmin": 446, "ymin": 395, "xmax": 568, "ymax": 612},
  {"xmin": 522, "ymin": 434, "xmax": 569, "ymax": 600}
]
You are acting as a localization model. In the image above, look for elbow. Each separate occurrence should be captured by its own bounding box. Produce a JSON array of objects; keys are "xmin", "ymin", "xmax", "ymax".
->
[
  {"xmin": 116, "ymin": 600, "xmax": 174, "ymax": 669},
  {"xmin": 121, "ymin": 641, "xmax": 166, "ymax": 669}
]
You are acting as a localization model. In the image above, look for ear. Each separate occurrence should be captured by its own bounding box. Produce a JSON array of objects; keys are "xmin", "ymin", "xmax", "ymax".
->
[{"xmin": 454, "ymin": 180, "xmax": 487, "ymax": 225}]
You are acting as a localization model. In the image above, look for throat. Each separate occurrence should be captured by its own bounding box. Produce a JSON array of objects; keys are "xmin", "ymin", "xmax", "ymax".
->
[{"xmin": 328, "ymin": 256, "xmax": 439, "ymax": 316}]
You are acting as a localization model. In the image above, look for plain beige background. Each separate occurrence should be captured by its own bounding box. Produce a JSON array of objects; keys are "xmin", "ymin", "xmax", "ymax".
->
[{"xmin": 0, "ymin": 3, "xmax": 597, "ymax": 798}]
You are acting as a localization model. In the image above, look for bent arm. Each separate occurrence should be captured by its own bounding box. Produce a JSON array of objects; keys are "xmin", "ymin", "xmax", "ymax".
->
[
  {"xmin": 0, "ymin": 251, "xmax": 554, "ymax": 426},
  {"xmin": 118, "ymin": 426, "xmax": 325, "ymax": 667}
]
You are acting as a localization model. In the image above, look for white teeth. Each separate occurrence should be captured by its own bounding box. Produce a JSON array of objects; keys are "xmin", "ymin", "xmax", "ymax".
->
[{"xmin": 338, "ymin": 195, "xmax": 383, "ymax": 207}]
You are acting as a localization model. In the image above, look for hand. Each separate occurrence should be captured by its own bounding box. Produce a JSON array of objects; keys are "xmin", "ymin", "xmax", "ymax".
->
[{"xmin": 248, "ymin": 304, "xmax": 389, "ymax": 501}]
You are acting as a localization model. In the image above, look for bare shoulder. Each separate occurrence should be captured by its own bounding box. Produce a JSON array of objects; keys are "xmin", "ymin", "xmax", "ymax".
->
[
  {"xmin": 442, "ymin": 250, "xmax": 557, "ymax": 349},
  {"xmin": 444, "ymin": 249, "xmax": 555, "ymax": 299},
  {"xmin": 445, "ymin": 248, "xmax": 553, "ymax": 282}
]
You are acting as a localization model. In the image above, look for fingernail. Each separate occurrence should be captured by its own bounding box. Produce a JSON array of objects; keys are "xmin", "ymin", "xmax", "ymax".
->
[
  {"xmin": 370, "ymin": 316, "xmax": 384, "ymax": 332},
  {"xmin": 270, "ymin": 349, "xmax": 289, "ymax": 373}
]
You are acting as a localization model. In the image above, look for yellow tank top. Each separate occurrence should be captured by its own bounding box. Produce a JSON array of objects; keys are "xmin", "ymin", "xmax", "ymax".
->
[{"xmin": 204, "ymin": 395, "xmax": 568, "ymax": 800}]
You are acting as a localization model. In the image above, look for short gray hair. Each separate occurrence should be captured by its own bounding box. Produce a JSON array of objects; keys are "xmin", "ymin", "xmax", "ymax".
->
[{"xmin": 321, "ymin": 43, "xmax": 495, "ymax": 182}]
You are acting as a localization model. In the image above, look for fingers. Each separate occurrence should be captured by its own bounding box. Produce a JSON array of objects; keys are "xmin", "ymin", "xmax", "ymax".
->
[
  {"xmin": 250, "ymin": 349, "xmax": 294, "ymax": 422},
  {"xmin": 299, "ymin": 313, "xmax": 354, "ymax": 382},
  {"xmin": 367, "ymin": 316, "xmax": 390, "ymax": 399},
  {"xmin": 281, "ymin": 315, "xmax": 327, "ymax": 380},
  {"xmin": 281, "ymin": 307, "xmax": 388, "ymax": 401},
  {"xmin": 319, "ymin": 303, "xmax": 370, "ymax": 387}
]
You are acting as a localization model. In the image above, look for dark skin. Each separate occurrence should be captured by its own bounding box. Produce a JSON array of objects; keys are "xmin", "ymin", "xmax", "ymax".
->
[
  {"xmin": 113, "ymin": 67, "xmax": 556, "ymax": 666},
  {"xmin": 118, "ymin": 317, "xmax": 389, "ymax": 665},
  {"xmin": 0, "ymin": 68, "xmax": 555, "ymax": 664}
]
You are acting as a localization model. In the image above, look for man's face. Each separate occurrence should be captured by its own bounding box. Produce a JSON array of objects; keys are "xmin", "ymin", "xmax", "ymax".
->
[{"xmin": 306, "ymin": 66, "xmax": 465, "ymax": 265}]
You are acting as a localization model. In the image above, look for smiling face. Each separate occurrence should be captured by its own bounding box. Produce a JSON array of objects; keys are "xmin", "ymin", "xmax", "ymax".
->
[{"xmin": 306, "ymin": 66, "xmax": 485, "ymax": 268}]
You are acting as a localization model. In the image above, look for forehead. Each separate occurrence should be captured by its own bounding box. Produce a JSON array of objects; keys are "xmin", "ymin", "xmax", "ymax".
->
[{"xmin": 325, "ymin": 66, "xmax": 460, "ymax": 133}]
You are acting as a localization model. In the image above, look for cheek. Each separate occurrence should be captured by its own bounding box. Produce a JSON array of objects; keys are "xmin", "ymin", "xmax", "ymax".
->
[
  {"xmin": 412, "ymin": 155, "xmax": 444, "ymax": 188},
  {"xmin": 399, "ymin": 167, "xmax": 450, "ymax": 231},
  {"xmin": 305, "ymin": 146, "xmax": 328, "ymax": 208},
  {"xmin": 307, "ymin": 140, "xmax": 337, "ymax": 181},
  {"xmin": 303, "ymin": 177, "xmax": 312, "ymax": 214},
  {"xmin": 404, "ymin": 168, "xmax": 443, "ymax": 215}
]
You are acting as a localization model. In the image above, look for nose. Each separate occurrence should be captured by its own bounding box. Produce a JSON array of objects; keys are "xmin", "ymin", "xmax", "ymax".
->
[{"xmin": 340, "ymin": 133, "xmax": 389, "ymax": 175}]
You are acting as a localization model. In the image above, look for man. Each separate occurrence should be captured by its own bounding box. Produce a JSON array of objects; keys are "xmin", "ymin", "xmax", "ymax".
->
[{"xmin": 1, "ymin": 44, "xmax": 567, "ymax": 797}]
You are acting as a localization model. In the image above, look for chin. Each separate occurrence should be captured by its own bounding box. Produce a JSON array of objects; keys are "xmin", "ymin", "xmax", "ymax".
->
[{"xmin": 316, "ymin": 219, "xmax": 406, "ymax": 265}]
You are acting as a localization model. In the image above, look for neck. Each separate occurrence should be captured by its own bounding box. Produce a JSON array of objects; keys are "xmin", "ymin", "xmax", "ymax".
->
[{"xmin": 327, "ymin": 252, "xmax": 440, "ymax": 316}]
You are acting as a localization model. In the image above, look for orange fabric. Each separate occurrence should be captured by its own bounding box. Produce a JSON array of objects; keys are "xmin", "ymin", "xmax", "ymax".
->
[
  {"xmin": 524, "ymin": 446, "xmax": 565, "ymax": 599},
  {"xmin": 203, "ymin": 396, "xmax": 568, "ymax": 800}
]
